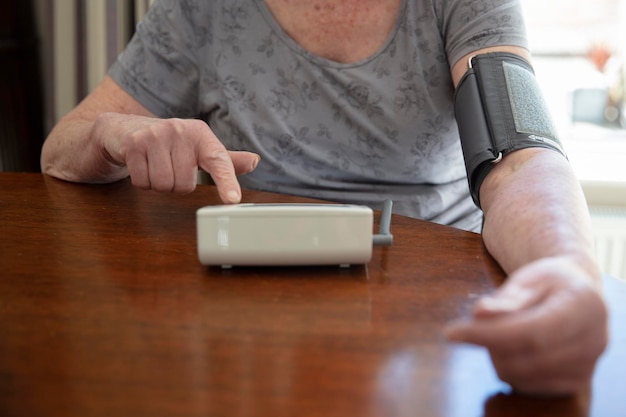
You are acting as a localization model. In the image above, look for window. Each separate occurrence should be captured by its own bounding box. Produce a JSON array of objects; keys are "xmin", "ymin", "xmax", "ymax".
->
[{"xmin": 523, "ymin": 0, "xmax": 626, "ymax": 187}]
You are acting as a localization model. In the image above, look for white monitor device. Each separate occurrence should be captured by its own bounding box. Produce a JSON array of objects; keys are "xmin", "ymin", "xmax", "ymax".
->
[{"xmin": 196, "ymin": 202, "xmax": 393, "ymax": 268}]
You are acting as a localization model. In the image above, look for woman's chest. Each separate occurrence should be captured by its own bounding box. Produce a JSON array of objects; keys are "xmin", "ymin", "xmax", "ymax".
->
[{"xmin": 262, "ymin": 0, "xmax": 403, "ymax": 63}]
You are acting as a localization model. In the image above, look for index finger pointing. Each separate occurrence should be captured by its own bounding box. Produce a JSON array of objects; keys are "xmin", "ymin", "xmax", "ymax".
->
[{"xmin": 198, "ymin": 141, "xmax": 242, "ymax": 204}]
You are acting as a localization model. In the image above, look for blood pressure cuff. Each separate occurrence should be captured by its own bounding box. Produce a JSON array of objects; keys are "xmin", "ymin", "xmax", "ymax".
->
[{"xmin": 454, "ymin": 52, "xmax": 567, "ymax": 207}]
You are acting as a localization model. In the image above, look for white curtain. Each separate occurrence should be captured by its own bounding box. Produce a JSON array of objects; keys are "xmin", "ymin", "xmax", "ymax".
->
[{"xmin": 34, "ymin": 0, "xmax": 153, "ymax": 134}]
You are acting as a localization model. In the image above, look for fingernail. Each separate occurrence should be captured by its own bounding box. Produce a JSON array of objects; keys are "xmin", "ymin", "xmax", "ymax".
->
[
  {"xmin": 479, "ymin": 296, "xmax": 522, "ymax": 312},
  {"xmin": 250, "ymin": 154, "xmax": 261, "ymax": 171},
  {"xmin": 226, "ymin": 189, "xmax": 241, "ymax": 204}
]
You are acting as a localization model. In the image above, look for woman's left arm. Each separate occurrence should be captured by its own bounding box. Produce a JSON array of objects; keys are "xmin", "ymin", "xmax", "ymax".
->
[{"xmin": 445, "ymin": 46, "xmax": 609, "ymax": 395}]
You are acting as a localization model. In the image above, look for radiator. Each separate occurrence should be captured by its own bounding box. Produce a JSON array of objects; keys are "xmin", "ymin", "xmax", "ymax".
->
[{"xmin": 590, "ymin": 207, "xmax": 626, "ymax": 282}]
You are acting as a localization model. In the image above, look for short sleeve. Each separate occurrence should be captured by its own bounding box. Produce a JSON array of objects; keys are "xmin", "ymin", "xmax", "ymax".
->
[
  {"xmin": 108, "ymin": 0, "xmax": 203, "ymax": 118},
  {"xmin": 436, "ymin": 0, "xmax": 528, "ymax": 69}
]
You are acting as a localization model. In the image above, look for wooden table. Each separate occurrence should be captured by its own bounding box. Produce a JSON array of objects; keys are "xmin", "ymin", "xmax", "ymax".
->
[{"xmin": 0, "ymin": 173, "xmax": 624, "ymax": 417}]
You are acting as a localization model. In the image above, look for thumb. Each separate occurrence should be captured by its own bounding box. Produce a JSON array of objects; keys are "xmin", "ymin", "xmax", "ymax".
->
[
  {"xmin": 472, "ymin": 285, "xmax": 545, "ymax": 319},
  {"xmin": 472, "ymin": 260, "xmax": 566, "ymax": 319},
  {"xmin": 444, "ymin": 269, "xmax": 551, "ymax": 342},
  {"xmin": 229, "ymin": 151, "xmax": 261, "ymax": 176}
]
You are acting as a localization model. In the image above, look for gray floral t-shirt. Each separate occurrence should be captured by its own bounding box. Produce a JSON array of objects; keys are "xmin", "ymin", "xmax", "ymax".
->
[{"xmin": 109, "ymin": 0, "xmax": 527, "ymax": 231}]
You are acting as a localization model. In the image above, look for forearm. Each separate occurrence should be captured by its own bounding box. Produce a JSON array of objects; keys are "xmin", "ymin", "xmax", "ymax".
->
[
  {"xmin": 449, "ymin": 147, "xmax": 608, "ymax": 395},
  {"xmin": 480, "ymin": 148, "xmax": 601, "ymax": 285},
  {"xmin": 41, "ymin": 76, "xmax": 159, "ymax": 184},
  {"xmin": 41, "ymin": 115, "xmax": 129, "ymax": 184}
]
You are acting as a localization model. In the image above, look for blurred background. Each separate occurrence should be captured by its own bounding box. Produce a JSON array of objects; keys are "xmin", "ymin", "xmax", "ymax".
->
[
  {"xmin": 1, "ymin": 0, "xmax": 625, "ymax": 279},
  {"xmin": 1, "ymin": 0, "xmax": 151, "ymax": 174}
]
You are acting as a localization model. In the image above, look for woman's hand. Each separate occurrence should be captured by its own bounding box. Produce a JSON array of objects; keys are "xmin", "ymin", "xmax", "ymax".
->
[
  {"xmin": 445, "ymin": 256, "xmax": 608, "ymax": 395},
  {"xmin": 92, "ymin": 112, "xmax": 260, "ymax": 202}
]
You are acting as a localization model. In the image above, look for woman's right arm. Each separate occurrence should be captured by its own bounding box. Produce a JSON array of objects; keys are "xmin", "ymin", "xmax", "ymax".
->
[{"xmin": 41, "ymin": 75, "xmax": 259, "ymax": 202}]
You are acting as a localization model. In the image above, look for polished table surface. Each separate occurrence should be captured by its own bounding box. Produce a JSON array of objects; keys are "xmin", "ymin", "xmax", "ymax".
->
[{"xmin": 0, "ymin": 172, "xmax": 624, "ymax": 417}]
